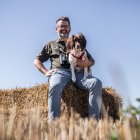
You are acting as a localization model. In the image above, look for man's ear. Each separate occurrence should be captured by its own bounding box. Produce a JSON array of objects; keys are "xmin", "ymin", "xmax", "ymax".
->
[
  {"xmin": 55, "ymin": 27, "xmax": 58, "ymax": 32},
  {"xmin": 69, "ymin": 27, "xmax": 71, "ymax": 32}
]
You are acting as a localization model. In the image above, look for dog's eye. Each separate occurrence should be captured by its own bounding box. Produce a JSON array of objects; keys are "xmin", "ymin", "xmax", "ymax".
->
[{"xmin": 74, "ymin": 38, "xmax": 81, "ymax": 42}]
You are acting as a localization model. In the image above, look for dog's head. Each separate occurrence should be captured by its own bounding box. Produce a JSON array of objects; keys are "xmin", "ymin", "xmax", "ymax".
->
[{"xmin": 66, "ymin": 33, "xmax": 87, "ymax": 53}]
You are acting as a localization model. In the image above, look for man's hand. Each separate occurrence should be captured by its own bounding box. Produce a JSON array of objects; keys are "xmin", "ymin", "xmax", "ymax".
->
[
  {"xmin": 77, "ymin": 55, "xmax": 92, "ymax": 67},
  {"xmin": 45, "ymin": 69, "xmax": 58, "ymax": 77}
]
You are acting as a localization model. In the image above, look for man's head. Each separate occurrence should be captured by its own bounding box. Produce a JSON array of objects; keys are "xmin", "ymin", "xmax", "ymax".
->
[{"xmin": 56, "ymin": 16, "xmax": 71, "ymax": 40}]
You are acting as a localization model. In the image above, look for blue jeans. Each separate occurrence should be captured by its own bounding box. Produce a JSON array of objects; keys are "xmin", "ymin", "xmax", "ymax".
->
[{"xmin": 48, "ymin": 69, "xmax": 102, "ymax": 121}]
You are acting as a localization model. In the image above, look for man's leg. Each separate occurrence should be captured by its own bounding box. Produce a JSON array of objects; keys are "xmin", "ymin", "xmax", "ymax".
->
[
  {"xmin": 75, "ymin": 71, "xmax": 102, "ymax": 120},
  {"xmin": 48, "ymin": 69, "xmax": 71, "ymax": 121}
]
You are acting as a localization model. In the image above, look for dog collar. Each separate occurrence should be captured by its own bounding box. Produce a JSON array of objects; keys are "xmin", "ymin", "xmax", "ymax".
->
[{"xmin": 72, "ymin": 51, "xmax": 85, "ymax": 60}]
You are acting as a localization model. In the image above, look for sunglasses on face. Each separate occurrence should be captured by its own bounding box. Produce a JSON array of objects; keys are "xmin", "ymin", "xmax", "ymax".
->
[{"xmin": 57, "ymin": 25, "xmax": 70, "ymax": 29}]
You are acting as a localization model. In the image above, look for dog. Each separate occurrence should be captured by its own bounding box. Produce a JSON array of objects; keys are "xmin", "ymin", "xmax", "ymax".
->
[{"xmin": 66, "ymin": 33, "xmax": 92, "ymax": 82}]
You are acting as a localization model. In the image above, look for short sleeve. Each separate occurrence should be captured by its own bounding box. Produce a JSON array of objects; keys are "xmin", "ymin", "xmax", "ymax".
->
[{"xmin": 35, "ymin": 43, "xmax": 51, "ymax": 63}]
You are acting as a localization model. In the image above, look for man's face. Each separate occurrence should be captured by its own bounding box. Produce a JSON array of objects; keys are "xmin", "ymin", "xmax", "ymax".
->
[{"xmin": 56, "ymin": 20, "xmax": 71, "ymax": 39}]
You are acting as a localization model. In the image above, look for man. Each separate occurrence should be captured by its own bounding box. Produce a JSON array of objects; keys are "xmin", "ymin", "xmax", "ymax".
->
[{"xmin": 34, "ymin": 16, "xmax": 102, "ymax": 121}]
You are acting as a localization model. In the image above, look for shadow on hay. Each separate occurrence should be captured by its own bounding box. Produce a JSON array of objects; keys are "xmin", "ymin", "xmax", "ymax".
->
[{"xmin": 62, "ymin": 83, "xmax": 122, "ymax": 120}]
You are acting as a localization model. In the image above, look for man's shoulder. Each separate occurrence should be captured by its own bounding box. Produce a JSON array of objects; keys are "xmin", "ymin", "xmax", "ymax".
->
[
  {"xmin": 44, "ymin": 40, "xmax": 58, "ymax": 49},
  {"xmin": 46, "ymin": 40, "xmax": 58, "ymax": 45}
]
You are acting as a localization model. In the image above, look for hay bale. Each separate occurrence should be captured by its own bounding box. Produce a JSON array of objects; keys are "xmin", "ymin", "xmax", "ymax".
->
[
  {"xmin": 0, "ymin": 83, "xmax": 122, "ymax": 120},
  {"xmin": 62, "ymin": 83, "xmax": 122, "ymax": 120}
]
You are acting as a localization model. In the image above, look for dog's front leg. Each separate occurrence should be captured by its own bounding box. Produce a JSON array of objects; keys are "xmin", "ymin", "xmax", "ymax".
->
[
  {"xmin": 83, "ymin": 52, "xmax": 92, "ymax": 78},
  {"xmin": 88, "ymin": 66, "xmax": 92, "ymax": 76},
  {"xmin": 84, "ymin": 67, "xmax": 88, "ymax": 78},
  {"xmin": 69, "ymin": 54, "xmax": 76, "ymax": 82},
  {"xmin": 71, "ymin": 63, "xmax": 76, "ymax": 82},
  {"xmin": 84, "ymin": 66, "xmax": 92, "ymax": 78}
]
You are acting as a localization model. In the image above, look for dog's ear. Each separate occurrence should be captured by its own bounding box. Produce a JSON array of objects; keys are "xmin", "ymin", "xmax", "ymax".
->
[
  {"xmin": 66, "ymin": 39, "xmax": 71, "ymax": 52},
  {"xmin": 72, "ymin": 35, "xmax": 77, "ymax": 42},
  {"xmin": 72, "ymin": 35, "xmax": 75, "ymax": 41},
  {"xmin": 66, "ymin": 37, "xmax": 74, "ymax": 53},
  {"xmin": 79, "ymin": 33, "xmax": 87, "ymax": 48}
]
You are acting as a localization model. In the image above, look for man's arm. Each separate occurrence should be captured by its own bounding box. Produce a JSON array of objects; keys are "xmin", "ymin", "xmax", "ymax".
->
[
  {"xmin": 34, "ymin": 58, "xmax": 48, "ymax": 74},
  {"xmin": 77, "ymin": 50, "xmax": 95, "ymax": 67},
  {"xmin": 77, "ymin": 56, "xmax": 94, "ymax": 67},
  {"xmin": 34, "ymin": 58, "xmax": 58, "ymax": 77},
  {"xmin": 34, "ymin": 43, "xmax": 54, "ymax": 77}
]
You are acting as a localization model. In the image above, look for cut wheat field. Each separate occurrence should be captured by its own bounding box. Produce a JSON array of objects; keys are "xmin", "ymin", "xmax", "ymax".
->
[{"xmin": 0, "ymin": 83, "xmax": 139, "ymax": 140}]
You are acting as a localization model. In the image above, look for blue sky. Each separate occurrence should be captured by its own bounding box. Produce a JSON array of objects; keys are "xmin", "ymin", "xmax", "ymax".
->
[{"xmin": 0, "ymin": 0, "xmax": 140, "ymax": 107}]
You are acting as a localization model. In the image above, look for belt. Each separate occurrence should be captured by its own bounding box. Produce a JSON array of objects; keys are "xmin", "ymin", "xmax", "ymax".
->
[{"xmin": 61, "ymin": 64, "xmax": 70, "ymax": 69}]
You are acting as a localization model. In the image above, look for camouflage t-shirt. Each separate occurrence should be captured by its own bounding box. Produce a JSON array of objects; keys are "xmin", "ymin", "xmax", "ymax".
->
[{"xmin": 36, "ymin": 40, "xmax": 95, "ymax": 69}]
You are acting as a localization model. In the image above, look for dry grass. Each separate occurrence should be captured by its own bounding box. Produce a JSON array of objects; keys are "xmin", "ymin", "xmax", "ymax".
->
[
  {"xmin": 1, "ymin": 83, "xmax": 139, "ymax": 140},
  {"xmin": 0, "ymin": 106, "xmax": 139, "ymax": 140}
]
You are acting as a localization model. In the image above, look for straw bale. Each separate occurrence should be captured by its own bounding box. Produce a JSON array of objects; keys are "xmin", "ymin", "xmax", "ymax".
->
[{"xmin": 0, "ymin": 83, "xmax": 122, "ymax": 120}]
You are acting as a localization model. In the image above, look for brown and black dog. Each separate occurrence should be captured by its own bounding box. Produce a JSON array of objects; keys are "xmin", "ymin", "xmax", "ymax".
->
[{"xmin": 66, "ymin": 33, "xmax": 92, "ymax": 82}]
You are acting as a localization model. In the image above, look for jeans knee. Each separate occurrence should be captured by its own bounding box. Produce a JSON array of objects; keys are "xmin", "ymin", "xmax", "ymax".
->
[
  {"xmin": 96, "ymin": 78, "xmax": 102, "ymax": 88},
  {"xmin": 91, "ymin": 78, "xmax": 102, "ymax": 90},
  {"xmin": 49, "ymin": 82, "xmax": 63, "ymax": 96}
]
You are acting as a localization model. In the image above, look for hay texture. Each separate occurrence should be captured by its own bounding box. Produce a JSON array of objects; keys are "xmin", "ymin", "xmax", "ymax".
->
[{"xmin": 0, "ymin": 83, "xmax": 122, "ymax": 120}]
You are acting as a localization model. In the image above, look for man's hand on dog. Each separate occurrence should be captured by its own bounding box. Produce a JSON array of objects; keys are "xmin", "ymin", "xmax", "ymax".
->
[{"xmin": 77, "ymin": 55, "xmax": 92, "ymax": 67}]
